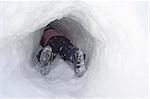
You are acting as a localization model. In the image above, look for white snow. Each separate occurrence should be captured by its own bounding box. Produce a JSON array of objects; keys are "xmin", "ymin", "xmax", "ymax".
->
[{"xmin": 0, "ymin": 0, "xmax": 148, "ymax": 98}]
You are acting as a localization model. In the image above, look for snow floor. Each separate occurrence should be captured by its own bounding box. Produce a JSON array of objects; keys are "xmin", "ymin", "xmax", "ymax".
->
[{"xmin": 0, "ymin": 1, "xmax": 148, "ymax": 98}]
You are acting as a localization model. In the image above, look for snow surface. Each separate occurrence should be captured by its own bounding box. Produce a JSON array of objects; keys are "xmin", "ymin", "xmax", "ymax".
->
[{"xmin": 0, "ymin": 1, "xmax": 148, "ymax": 98}]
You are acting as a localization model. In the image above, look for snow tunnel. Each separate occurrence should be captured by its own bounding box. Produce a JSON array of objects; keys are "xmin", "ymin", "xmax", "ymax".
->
[
  {"xmin": 0, "ymin": 1, "xmax": 105, "ymax": 96},
  {"xmin": 0, "ymin": 1, "xmax": 147, "ymax": 97},
  {"xmin": 16, "ymin": 9, "xmax": 102, "ymax": 95}
]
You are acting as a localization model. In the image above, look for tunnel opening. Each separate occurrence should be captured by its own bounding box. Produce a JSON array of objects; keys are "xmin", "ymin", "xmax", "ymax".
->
[{"xmin": 19, "ymin": 15, "xmax": 99, "ymax": 95}]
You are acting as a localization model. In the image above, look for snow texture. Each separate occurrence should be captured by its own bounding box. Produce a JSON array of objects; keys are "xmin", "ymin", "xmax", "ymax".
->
[{"xmin": 0, "ymin": 1, "xmax": 148, "ymax": 98}]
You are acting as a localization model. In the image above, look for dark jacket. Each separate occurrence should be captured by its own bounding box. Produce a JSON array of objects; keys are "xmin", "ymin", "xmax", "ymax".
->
[{"xmin": 40, "ymin": 28, "xmax": 78, "ymax": 63}]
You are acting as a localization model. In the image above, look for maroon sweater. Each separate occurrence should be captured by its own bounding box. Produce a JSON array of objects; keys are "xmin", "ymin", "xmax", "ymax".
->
[{"xmin": 40, "ymin": 28, "xmax": 63, "ymax": 46}]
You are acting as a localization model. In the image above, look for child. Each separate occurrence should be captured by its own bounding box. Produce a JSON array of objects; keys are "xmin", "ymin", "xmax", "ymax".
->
[{"xmin": 34, "ymin": 21, "xmax": 86, "ymax": 77}]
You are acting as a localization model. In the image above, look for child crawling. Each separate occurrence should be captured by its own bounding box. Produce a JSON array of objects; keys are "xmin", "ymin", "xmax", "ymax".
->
[{"xmin": 34, "ymin": 21, "xmax": 86, "ymax": 77}]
